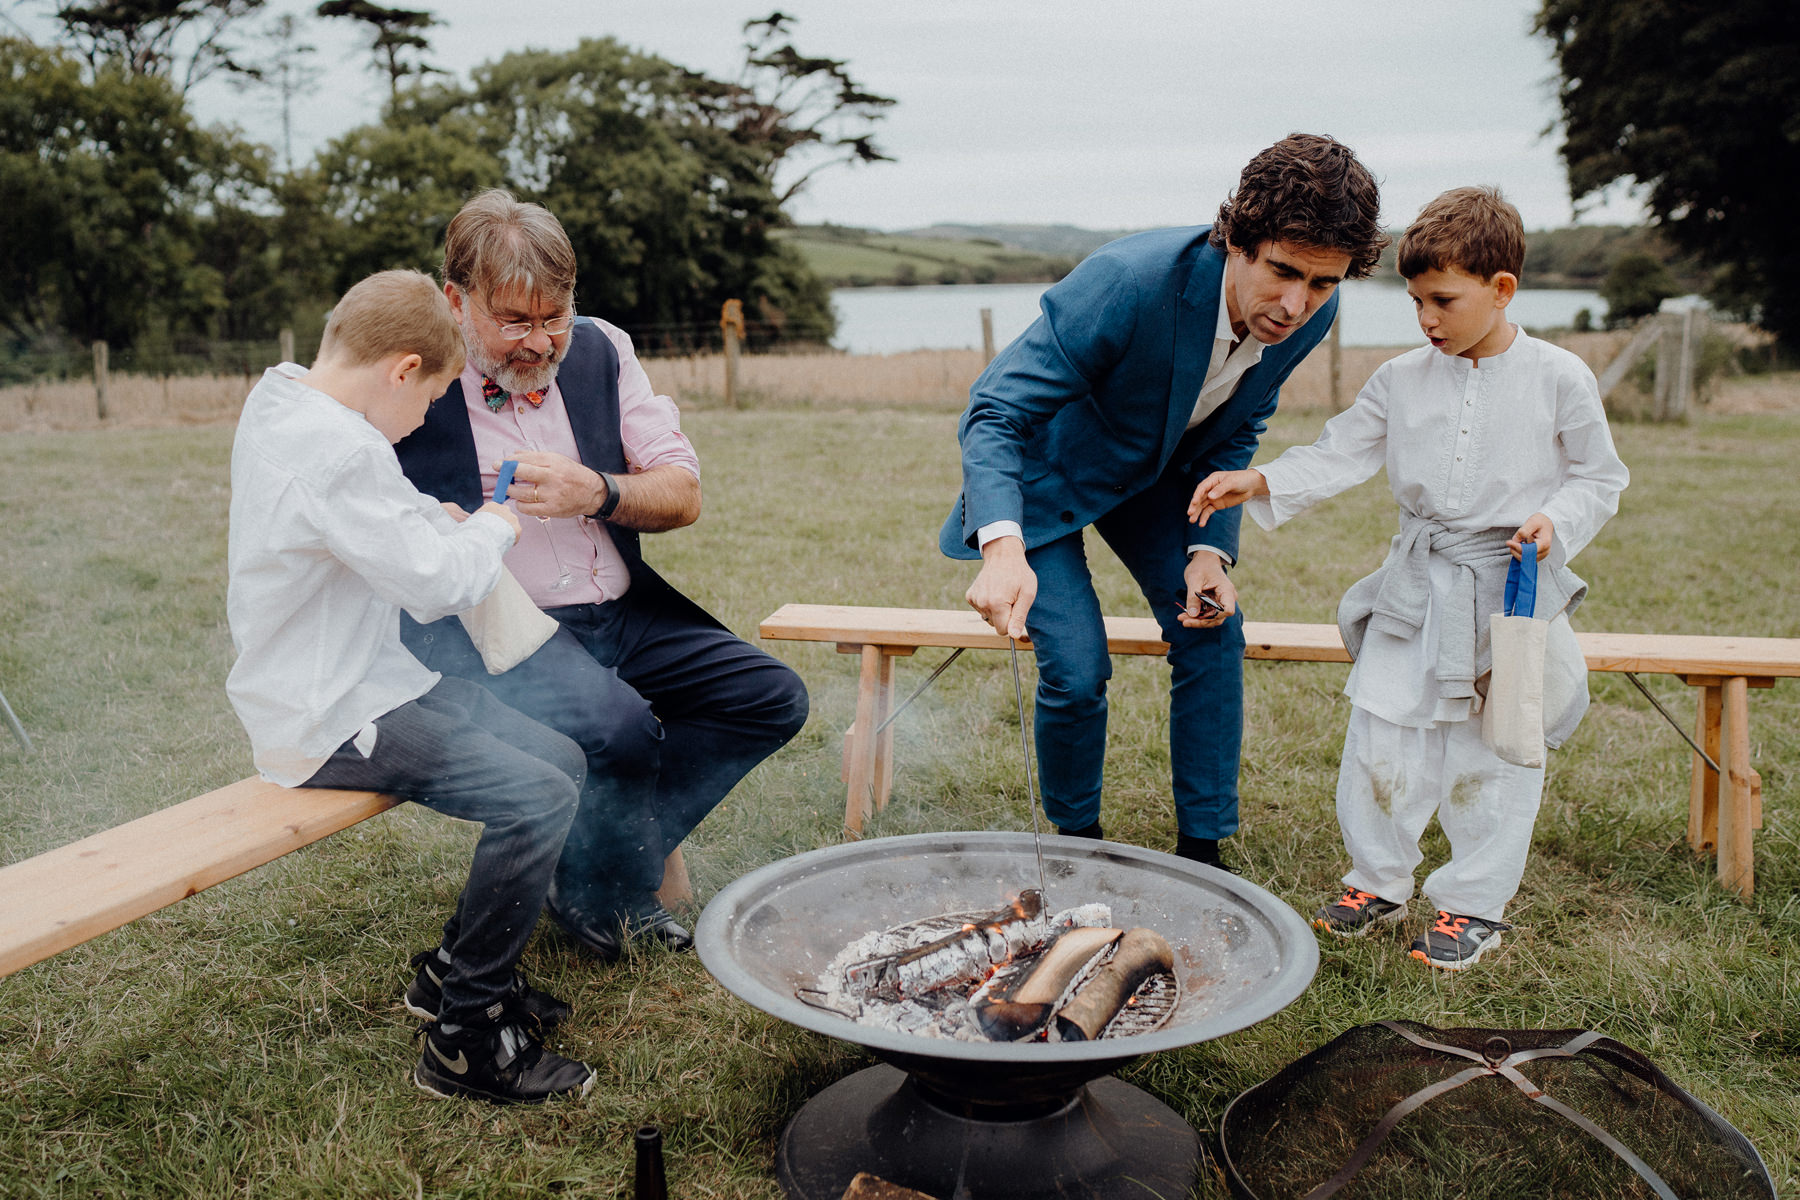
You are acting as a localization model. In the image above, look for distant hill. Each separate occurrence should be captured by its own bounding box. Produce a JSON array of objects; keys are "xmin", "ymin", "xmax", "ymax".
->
[
  {"xmin": 787, "ymin": 221, "xmax": 1690, "ymax": 291},
  {"xmin": 782, "ymin": 224, "xmax": 1090, "ymax": 288},
  {"xmin": 896, "ymin": 223, "xmax": 1142, "ymax": 259}
]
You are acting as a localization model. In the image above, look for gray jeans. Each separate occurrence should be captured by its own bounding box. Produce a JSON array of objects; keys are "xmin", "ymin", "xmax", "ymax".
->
[{"xmin": 303, "ymin": 677, "xmax": 584, "ymax": 1027}]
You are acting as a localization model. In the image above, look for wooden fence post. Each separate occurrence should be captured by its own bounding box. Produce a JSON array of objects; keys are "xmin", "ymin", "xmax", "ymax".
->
[
  {"xmin": 92, "ymin": 340, "xmax": 108, "ymax": 421},
  {"xmin": 720, "ymin": 298, "xmax": 745, "ymax": 409},
  {"xmin": 1329, "ymin": 310, "xmax": 1344, "ymax": 412},
  {"xmin": 1653, "ymin": 314, "xmax": 1684, "ymax": 421},
  {"xmin": 279, "ymin": 326, "xmax": 295, "ymax": 364},
  {"xmin": 1675, "ymin": 306, "xmax": 1698, "ymax": 412},
  {"xmin": 980, "ymin": 308, "xmax": 995, "ymax": 362}
]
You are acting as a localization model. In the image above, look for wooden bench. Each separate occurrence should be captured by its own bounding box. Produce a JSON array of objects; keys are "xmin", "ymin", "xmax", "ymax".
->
[
  {"xmin": 0, "ymin": 776, "xmax": 690, "ymax": 979},
  {"xmin": 759, "ymin": 603, "xmax": 1800, "ymax": 900}
]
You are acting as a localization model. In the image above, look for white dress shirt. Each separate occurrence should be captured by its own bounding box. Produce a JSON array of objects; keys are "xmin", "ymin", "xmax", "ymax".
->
[{"xmin": 226, "ymin": 365, "xmax": 516, "ymax": 785}]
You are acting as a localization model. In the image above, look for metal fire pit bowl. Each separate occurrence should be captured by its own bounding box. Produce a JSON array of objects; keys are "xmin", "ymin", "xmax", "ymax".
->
[{"xmin": 696, "ymin": 832, "xmax": 1319, "ymax": 1199}]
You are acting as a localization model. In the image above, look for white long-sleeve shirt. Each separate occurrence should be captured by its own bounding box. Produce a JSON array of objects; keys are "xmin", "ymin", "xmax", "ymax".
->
[
  {"xmin": 226, "ymin": 365, "xmax": 516, "ymax": 785},
  {"xmin": 1246, "ymin": 330, "xmax": 1629, "ymax": 726}
]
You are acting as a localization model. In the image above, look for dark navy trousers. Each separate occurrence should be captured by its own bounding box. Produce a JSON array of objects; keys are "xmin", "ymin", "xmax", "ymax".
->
[{"xmin": 402, "ymin": 581, "xmax": 808, "ymax": 921}]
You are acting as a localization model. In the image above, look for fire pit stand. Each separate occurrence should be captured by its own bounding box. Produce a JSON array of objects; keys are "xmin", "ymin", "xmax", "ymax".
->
[{"xmin": 696, "ymin": 832, "xmax": 1319, "ymax": 1199}]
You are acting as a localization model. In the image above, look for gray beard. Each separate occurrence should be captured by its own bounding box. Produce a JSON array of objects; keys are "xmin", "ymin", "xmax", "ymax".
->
[{"xmin": 461, "ymin": 322, "xmax": 563, "ymax": 395}]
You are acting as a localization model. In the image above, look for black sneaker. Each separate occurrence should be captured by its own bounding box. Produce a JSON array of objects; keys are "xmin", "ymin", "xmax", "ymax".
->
[
  {"xmin": 413, "ymin": 1010, "xmax": 594, "ymax": 1105},
  {"xmin": 405, "ymin": 949, "xmax": 573, "ymax": 1031},
  {"xmin": 1312, "ymin": 887, "xmax": 1407, "ymax": 937},
  {"xmin": 1410, "ymin": 910, "xmax": 1512, "ymax": 971}
]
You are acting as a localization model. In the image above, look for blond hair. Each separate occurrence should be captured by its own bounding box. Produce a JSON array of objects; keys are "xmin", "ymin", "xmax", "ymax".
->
[
  {"xmin": 1398, "ymin": 186, "xmax": 1526, "ymax": 281},
  {"xmin": 319, "ymin": 270, "xmax": 464, "ymax": 377},
  {"xmin": 442, "ymin": 189, "xmax": 578, "ymax": 309}
]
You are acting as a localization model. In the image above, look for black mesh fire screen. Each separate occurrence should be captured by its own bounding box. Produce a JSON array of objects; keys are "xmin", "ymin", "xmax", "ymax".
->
[{"xmin": 1219, "ymin": 1020, "xmax": 1774, "ymax": 1200}]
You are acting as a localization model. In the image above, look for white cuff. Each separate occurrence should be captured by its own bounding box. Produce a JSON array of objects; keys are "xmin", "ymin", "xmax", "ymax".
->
[
  {"xmin": 977, "ymin": 520, "xmax": 1024, "ymax": 549},
  {"xmin": 1186, "ymin": 544, "xmax": 1234, "ymax": 567}
]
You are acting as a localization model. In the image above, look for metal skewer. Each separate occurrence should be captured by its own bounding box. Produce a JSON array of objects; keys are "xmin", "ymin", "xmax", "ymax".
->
[{"xmin": 1009, "ymin": 638, "xmax": 1051, "ymax": 908}]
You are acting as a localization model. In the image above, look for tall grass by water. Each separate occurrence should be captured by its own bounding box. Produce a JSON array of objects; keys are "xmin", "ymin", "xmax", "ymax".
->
[
  {"xmin": 0, "ymin": 394, "xmax": 1796, "ymax": 1196},
  {"xmin": 2, "ymin": 330, "xmax": 1640, "ymax": 433}
]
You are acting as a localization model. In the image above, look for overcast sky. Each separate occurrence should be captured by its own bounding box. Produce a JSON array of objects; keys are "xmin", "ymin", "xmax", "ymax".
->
[{"xmin": 20, "ymin": 0, "xmax": 1649, "ymax": 233}]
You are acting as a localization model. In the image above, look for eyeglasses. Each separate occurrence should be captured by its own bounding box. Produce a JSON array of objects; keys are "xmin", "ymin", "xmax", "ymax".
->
[{"xmin": 488, "ymin": 312, "xmax": 576, "ymax": 341}]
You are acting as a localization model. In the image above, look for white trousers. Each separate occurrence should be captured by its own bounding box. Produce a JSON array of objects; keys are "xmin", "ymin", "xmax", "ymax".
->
[{"xmin": 1335, "ymin": 704, "xmax": 1544, "ymax": 922}]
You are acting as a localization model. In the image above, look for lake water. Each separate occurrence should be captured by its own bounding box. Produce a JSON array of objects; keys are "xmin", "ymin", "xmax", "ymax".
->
[{"xmin": 830, "ymin": 280, "xmax": 1608, "ymax": 356}]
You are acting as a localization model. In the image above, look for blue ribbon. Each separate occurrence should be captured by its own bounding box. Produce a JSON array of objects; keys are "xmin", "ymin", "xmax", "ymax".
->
[{"xmin": 1503, "ymin": 544, "xmax": 1538, "ymax": 618}]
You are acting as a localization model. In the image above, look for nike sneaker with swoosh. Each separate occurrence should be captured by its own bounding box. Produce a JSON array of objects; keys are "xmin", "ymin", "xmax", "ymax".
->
[{"xmin": 413, "ymin": 1007, "xmax": 593, "ymax": 1104}]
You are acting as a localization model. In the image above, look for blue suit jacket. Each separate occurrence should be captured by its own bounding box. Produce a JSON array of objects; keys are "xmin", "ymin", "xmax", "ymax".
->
[{"xmin": 939, "ymin": 225, "xmax": 1336, "ymax": 563}]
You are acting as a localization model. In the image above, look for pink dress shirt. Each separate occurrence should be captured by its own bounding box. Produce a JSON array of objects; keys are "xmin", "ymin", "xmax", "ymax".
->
[{"xmin": 464, "ymin": 318, "xmax": 699, "ymax": 607}]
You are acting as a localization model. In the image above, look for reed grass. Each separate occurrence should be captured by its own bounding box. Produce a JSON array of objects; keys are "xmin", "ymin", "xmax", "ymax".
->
[
  {"xmin": 0, "ymin": 328, "xmax": 1639, "ymax": 434},
  {"xmin": 0, "ymin": 387, "xmax": 1795, "ymax": 1197}
]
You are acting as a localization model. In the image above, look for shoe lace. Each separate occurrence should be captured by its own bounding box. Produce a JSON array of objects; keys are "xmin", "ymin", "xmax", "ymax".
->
[
  {"xmin": 1432, "ymin": 911, "xmax": 1471, "ymax": 938},
  {"xmin": 1339, "ymin": 888, "xmax": 1378, "ymax": 912}
]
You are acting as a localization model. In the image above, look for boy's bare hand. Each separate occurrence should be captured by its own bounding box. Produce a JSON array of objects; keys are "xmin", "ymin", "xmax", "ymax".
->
[
  {"xmin": 1187, "ymin": 469, "xmax": 1268, "ymax": 526},
  {"xmin": 475, "ymin": 500, "xmax": 522, "ymax": 541},
  {"xmin": 504, "ymin": 451, "xmax": 605, "ymax": 519},
  {"xmin": 1179, "ymin": 551, "xmax": 1237, "ymax": 628},
  {"xmin": 439, "ymin": 501, "xmax": 469, "ymax": 522},
  {"xmin": 967, "ymin": 536, "xmax": 1036, "ymax": 640},
  {"xmin": 1508, "ymin": 512, "xmax": 1553, "ymax": 561}
]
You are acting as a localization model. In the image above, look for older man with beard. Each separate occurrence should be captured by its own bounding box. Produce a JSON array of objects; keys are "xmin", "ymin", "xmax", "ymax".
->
[{"xmin": 392, "ymin": 190, "xmax": 808, "ymax": 974}]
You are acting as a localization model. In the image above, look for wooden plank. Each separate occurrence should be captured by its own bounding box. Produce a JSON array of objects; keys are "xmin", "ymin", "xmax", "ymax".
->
[
  {"xmin": 760, "ymin": 605, "xmax": 1800, "ymax": 677},
  {"xmin": 1576, "ymin": 633, "xmax": 1800, "ymax": 678},
  {"xmin": 0, "ymin": 778, "xmax": 396, "ymax": 978}
]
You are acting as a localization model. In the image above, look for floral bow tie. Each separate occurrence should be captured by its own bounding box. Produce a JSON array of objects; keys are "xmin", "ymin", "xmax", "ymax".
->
[{"xmin": 480, "ymin": 376, "xmax": 547, "ymax": 412}]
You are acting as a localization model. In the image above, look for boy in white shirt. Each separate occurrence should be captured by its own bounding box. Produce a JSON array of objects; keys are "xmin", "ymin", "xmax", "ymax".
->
[
  {"xmin": 226, "ymin": 270, "xmax": 594, "ymax": 1100},
  {"xmin": 1188, "ymin": 187, "xmax": 1629, "ymax": 969}
]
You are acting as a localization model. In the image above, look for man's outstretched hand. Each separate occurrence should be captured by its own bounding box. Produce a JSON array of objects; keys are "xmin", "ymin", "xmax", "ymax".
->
[{"xmin": 967, "ymin": 536, "xmax": 1036, "ymax": 641}]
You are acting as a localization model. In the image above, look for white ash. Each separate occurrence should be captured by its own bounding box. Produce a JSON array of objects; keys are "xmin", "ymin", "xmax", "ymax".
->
[{"xmin": 814, "ymin": 903, "xmax": 1113, "ymax": 1042}]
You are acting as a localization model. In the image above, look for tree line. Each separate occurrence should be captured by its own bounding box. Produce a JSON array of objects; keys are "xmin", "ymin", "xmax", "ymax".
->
[
  {"xmin": 0, "ymin": 4, "xmax": 893, "ymax": 379},
  {"xmin": 3, "ymin": 0, "xmax": 1795, "ymax": 380}
]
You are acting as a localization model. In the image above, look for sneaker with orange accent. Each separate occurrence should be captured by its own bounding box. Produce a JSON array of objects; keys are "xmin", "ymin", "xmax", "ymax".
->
[
  {"xmin": 1410, "ymin": 910, "xmax": 1512, "ymax": 970},
  {"xmin": 1311, "ymin": 887, "xmax": 1406, "ymax": 937}
]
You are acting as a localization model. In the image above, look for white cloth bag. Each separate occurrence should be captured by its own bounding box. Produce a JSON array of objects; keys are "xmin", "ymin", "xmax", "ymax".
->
[
  {"xmin": 456, "ymin": 566, "xmax": 558, "ymax": 674},
  {"xmin": 1483, "ymin": 548, "xmax": 1548, "ymax": 768}
]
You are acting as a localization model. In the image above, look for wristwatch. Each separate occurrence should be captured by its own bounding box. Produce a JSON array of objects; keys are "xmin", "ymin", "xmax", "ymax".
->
[{"xmin": 594, "ymin": 472, "xmax": 622, "ymax": 520}]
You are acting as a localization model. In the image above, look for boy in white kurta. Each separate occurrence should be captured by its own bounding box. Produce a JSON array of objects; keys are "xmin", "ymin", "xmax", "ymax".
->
[{"xmin": 1189, "ymin": 187, "xmax": 1629, "ymax": 969}]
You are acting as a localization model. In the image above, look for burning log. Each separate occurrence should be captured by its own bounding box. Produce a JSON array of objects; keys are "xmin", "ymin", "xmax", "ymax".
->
[
  {"xmin": 843, "ymin": 890, "xmax": 1045, "ymax": 1001},
  {"xmin": 973, "ymin": 926, "xmax": 1123, "ymax": 1041},
  {"xmin": 1053, "ymin": 927, "xmax": 1175, "ymax": 1042}
]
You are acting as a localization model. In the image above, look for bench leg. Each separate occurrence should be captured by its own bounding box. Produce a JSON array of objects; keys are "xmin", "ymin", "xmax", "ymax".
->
[
  {"xmin": 656, "ymin": 846, "xmax": 692, "ymax": 909},
  {"xmin": 842, "ymin": 645, "xmax": 897, "ymax": 837},
  {"xmin": 1687, "ymin": 683, "xmax": 1721, "ymax": 852},
  {"xmin": 1718, "ymin": 676, "xmax": 1755, "ymax": 900}
]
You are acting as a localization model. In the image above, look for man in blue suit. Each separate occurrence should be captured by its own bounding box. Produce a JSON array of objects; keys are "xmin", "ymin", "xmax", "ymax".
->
[{"xmin": 943, "ymin": 134, "xmax": 1386, "ymax": 869}]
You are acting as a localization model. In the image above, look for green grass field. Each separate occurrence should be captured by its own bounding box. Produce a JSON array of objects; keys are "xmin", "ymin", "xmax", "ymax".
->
[{"xmin": 1, "ymin": 401, "xmax": 1796, "ymax": 1197}]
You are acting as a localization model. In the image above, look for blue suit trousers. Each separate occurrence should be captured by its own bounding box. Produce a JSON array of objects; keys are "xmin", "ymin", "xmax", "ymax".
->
[{"xmin": 1024, "ymin": 458, "xmax": 1245, "ymax": 840}]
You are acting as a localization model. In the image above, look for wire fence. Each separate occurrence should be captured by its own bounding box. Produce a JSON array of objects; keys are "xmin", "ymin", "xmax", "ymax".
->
[{"xmin": 0, "ymin": 340, "xmax": 290, "ymax": 387}]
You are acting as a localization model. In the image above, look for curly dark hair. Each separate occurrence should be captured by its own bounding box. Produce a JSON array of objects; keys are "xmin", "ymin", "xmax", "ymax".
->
[{"xmin": 1210, "ymin": 134, "xmax": 1387, "ymax": 279}]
